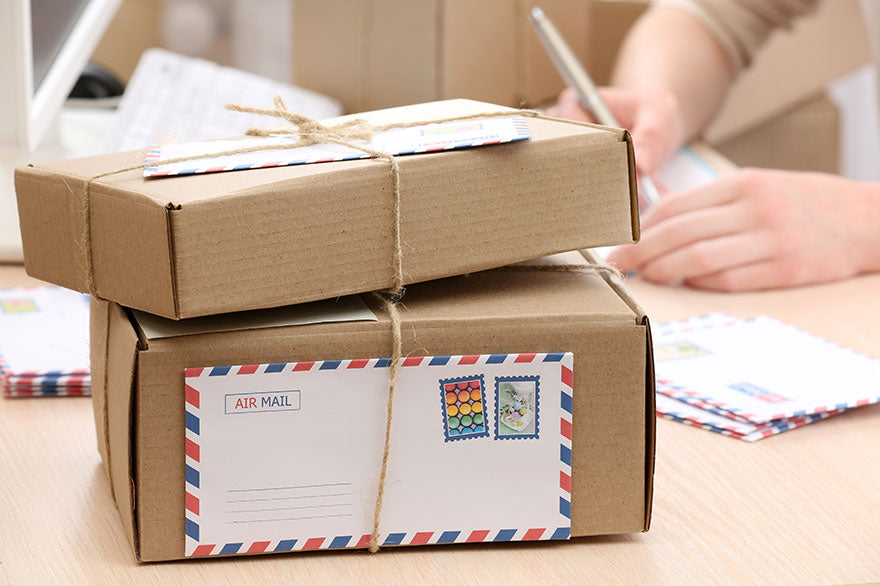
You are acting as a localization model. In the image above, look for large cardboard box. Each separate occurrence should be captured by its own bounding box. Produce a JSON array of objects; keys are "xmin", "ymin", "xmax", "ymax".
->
[
  {"xmin": 293, "ymin": 0, "xmax": 590, "ymax": 113},
  {"xmin": 91, "ymin": 251, "xmax": 655, "ymax": 562},
  {"xmin": 587, "ymin": 0, "xmax": 870, "ymax": 143},
  {"xmin": 90, "ymin": 0, "xmax": 162, "ymax": 83},
  {"xmin": 15, "ymin": 100, "xmax": 638, "ymax": 320},
  {"xmin": 714, "ymin": 92, "xmax": 840, "ymax": 174}
]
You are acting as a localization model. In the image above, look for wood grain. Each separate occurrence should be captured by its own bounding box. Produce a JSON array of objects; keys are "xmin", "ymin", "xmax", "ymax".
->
[{"xmin": 1, "ymin": 265, "xmax": 878, "ymax": 584}]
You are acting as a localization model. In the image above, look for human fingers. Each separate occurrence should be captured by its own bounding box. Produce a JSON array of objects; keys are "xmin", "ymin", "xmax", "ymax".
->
[
  {"xmin": 608, "ymin": 203, "xmax": 747, "ymax": 271},
  {"xmin": 640, "ymin": 173, "xmax": 745, "ymax": 229},
  {"xmin": 684, "ymin": 261, "xmax": 789, "ymax": 292},
  {"xmin": 629, "ymin": 89, "xmax": 684, "ymax": 174},
  {"xmin": 636, "ymin": 232, "xmax": 775, "ymax": 284},
  {"xmin": 545, "ymin": 88, "xmax": 595, "ymax": 123}
]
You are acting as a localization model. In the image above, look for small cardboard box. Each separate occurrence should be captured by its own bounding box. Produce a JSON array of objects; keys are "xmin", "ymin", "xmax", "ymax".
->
[
  {"xmin": 16, "ymin": 99, "xmax": 638, "ymax": 320},
  {"xmin": 587, "ymin": 0, "xmax": 869, "ymax": 143},
  {"xmin": 90, "ymin": 251, "xmax": 655, "ymax": 562},
  {"xmin": 713, "ymin": 92, "xmax": 840, "ymax": 175},
  {"xmin": 292, "ymin": 0, "xmax": 590, "ymax": 113}
]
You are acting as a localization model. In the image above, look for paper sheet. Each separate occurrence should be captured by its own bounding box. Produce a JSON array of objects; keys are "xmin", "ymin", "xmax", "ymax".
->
[
  {"xmin": 653, "ymin": 315, "xmax": 880, "ymax": 424},
  {"xmin": 594, "ymin": 146, "xmax": 719, "ymax": 259},
  {"xmin": 134, "ymin": 295, "xmax": 377, "ymax": 340},
  {"xmin": 145, "ymin": 116, "xmax": 530, "ymax": 177},
  {"xmin": 183, "ymin": 352, "xmax": 573, "ymax": 556}
]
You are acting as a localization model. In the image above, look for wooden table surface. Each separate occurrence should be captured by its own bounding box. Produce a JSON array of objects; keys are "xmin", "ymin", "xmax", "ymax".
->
[{"xmin": 1, "ymin": 264, "xmax": 878, "ymax": 585}]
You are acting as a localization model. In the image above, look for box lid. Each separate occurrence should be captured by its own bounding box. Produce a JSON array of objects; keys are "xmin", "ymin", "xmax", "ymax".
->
[{"xmin": 18, "ymin": 100, "xmax": 639, "ymax": 318}]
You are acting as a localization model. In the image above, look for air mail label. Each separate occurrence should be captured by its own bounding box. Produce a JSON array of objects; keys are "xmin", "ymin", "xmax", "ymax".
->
[{"xmin": 224, "ymin": 390, "xmax": 301, "ymax": 414}]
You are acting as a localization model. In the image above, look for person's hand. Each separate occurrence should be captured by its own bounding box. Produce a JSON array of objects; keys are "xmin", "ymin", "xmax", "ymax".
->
[
  {"xmin": 607, "ymin": 168, "xmax": 880, "ymax": 291},
  {"xmin": 545, "ymin": 86, "xmax": 685, "ymax": 176}
]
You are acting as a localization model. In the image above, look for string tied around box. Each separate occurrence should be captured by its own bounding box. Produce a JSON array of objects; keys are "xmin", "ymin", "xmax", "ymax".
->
[{"xmin": 74, "ymin": 96, "xmax": 624, "ymax": 553}]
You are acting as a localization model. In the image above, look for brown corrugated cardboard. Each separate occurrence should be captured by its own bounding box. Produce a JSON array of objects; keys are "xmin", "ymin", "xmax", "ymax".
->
[
  {"xmin": 90, "ymin": 0, "xmax": 162, "ymax": 82},
  {"xmin": 16, "ymin": 99, "xmax": 639, "ymax": 320},
  {"xmin": 587, "ymin": 0, "xmax": 869, "ymax": 143},
  {"xmin": 91, "ymin": 251, "xmax": 655, "ymax": 562},
  {"xmin": 292, "ymin": 0, "xmax": 590, "ymax": 113},
  {"xmin": 714, "ymin": 92, "xmax": 840, "ymax": 174}
]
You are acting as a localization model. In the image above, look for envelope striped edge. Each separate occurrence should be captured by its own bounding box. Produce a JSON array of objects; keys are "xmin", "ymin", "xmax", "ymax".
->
[
  {"xmin": 183, "ymin": 352, "xmax": 572, "ymax": 557},
  {"xmin": 1, "ymin": 371, "xmax": 91, "ymax": 397},
  {"xmin": 657, "ymin": 380, "xmax": 876, "ymax": 424},
  {"xmin": 659, "ymin": 408, "xmax": 843, "ymax": 442}
]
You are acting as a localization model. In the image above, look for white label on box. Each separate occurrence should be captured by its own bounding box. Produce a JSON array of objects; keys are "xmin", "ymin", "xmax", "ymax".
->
[
  {"xmin": 183, "ymin": 352, "xmax": 573, "ymax": 557},
  {"xmin": 146, "ymin": 116, "xmax": 531, "ymax": 177}
]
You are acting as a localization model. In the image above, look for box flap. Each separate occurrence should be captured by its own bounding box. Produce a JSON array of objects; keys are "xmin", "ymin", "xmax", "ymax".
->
[
  {"xmin": 16, "ymin": 162, "xmax": 177, "ymax": 316},
  {"xmin": 642, "ymin": 317, "xmax": 656, "ymax": 531},
  {"xmin": 92, "ymin": 297, "xmax": 141, "ymax": 555}
]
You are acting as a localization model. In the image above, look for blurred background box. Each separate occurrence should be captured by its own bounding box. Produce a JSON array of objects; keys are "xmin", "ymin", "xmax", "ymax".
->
[
  {"xmin": 292, "ymin": 0, "xmax": 590, "ymax": 113},
  {"xmin": 88, "ymin": 0, "xmax": 866, "ymax": 177},
  {"xmin": 90, "ymin": 0, "xmax": 163, "ymax": 82},
  {"xmin": 92, "ymin": 0, "xmax": 588, "ymax": 110},
  {"xmin": 714, "ymin": 92, "xmax": 840, "ymax": 174}
]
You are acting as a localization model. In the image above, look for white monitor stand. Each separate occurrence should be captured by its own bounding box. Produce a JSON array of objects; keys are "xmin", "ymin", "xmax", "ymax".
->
[{"xmin": 0, "ymin": 0, "xmax": 120, "ymax": 263}]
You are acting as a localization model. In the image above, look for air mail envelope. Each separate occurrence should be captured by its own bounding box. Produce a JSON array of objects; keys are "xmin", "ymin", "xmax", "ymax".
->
[
  {"xmin": 654, "ymin": 316, "xmax": 880, "ymax": 424},
  {"xmin": 145, "ymin": 116, "xmax": 530, "ymax": 177},
  {"xmin": 183, "ymin": 352, "xmax": 574, "ymax": 556},
  {"xmin": 0, "ymin": 286, "xmax": 90, "ymax": 377}
]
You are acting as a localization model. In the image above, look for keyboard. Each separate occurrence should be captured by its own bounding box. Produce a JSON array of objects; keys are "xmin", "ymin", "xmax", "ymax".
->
[{"xmin": 105, "ymin": 48, "xmax": 343, "ymax": 152}]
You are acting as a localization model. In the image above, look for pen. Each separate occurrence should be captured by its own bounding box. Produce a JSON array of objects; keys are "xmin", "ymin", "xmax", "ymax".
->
[{"xmin": 529, "ymin": 6, "xmax": 661, "ymax": 207}]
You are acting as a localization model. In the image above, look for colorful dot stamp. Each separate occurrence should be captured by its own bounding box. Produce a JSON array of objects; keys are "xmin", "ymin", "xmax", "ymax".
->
[
  {"xmin": 494, "ymin": 375, "xmax": 540, "ymax": 439},
  {"xmin": 439, "ymin": 375, "xmax": 489, "ymax": 442}
]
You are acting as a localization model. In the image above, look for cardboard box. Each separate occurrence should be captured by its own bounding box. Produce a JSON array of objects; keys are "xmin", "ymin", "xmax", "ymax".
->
[
  {"xmin": 16, "ymin": 99, "xmax": 639, "ymax": 320},
  {"xmin": 714, "ymin": 92, "xmax": 840, "ymax": 174},
  {"xmin": 292, "ymin": 0, "xmax": 590, "ymax": 113},
  {"xmin": 90, "ymin": 0, "xmax": 162, "ymax": 83},
  {"xmin": 587, "ymin": 0, "xmax": 870, "ymax": 143},
  {"xmin": 90, "ymin": 251, "xmax": 655, "ymax": 562}
]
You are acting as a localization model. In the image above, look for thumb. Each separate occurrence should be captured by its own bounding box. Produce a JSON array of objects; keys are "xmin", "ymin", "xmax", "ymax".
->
[{"xmin": 630, "ymin": 91, "xmax": 684, "ymax": 175}]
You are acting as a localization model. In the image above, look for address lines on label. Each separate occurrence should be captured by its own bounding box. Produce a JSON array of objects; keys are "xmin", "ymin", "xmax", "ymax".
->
[{"xmin": 224, "ymin": 482, "xmax": 353, "ymax": 524}]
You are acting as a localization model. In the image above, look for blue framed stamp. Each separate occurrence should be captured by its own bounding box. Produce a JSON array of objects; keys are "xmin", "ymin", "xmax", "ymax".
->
[
  {"xmin": 494, "ymin": 375, "xmax": 540, "ymax": 440},
  {"xmin": 439, "ymin": 374, "xmax": 489, "ymax": 442}
]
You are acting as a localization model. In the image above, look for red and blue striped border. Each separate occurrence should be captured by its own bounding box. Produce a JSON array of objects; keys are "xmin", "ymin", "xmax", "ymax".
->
[
  {"xmin": 184, "ymin": 352, "xmax": 572, "ymax": 557},
  {"xmin": 658, "ymin": 408, "xmax": 840, "ymax": 442},
  {"xmin": 1, "ymin": 366, "xmax": 90, "ymax": 398}
]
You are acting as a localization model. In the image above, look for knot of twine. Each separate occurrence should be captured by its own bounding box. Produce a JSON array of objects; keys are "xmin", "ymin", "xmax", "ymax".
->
[{"xmin": 76, "ymin": 97, "xmax": 623, "ymax": 554}]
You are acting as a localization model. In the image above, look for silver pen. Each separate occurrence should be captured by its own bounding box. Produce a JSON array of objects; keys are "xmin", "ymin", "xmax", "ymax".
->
[{"xmin": 529, "ymin": 6, "xmax": 661, "ymax": 207}]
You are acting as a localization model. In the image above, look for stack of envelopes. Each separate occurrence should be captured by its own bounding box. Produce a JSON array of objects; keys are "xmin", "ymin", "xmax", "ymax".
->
[
  {"xmin": 0, "ymin": 287, "xmax": 90, "ymax": 397},
  {"xmin": 15, "ymin": 99, "xmax": 655, "ymax": 561},
  {"xmin": 653, "ymin": 313, "xmax": 880, "ymax": 441}
]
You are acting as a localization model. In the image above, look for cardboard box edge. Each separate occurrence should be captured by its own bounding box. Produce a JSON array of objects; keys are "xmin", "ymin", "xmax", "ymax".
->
[
  {"xmin": 98, "ymin": 300, "xmax": 143, "ymax": 560},
  {"xmin": 580, "ymin": 249, "xmax": 654, "ymax": 531}
]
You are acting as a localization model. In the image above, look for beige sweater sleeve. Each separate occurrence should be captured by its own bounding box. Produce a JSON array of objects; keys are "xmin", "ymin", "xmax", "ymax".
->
[{"xmin": 655, "ymin": 0, "xmax": 821, "ymax": 71}]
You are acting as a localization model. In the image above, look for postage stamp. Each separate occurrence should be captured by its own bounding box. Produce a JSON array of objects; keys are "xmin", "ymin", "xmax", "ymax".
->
[
  {"xmin": 439, "ymin": 374, "xmax": 489, "ymax": 442},
  {"xmin": 654, "ymin": 341, "xmax": 709, "ymax": 361},
  {"xmin": 1, "ymin": 299, "xmax": 37, "ymax": 314},
  {"xmin": 494, "ymin": 376, "xmax": 540, "ymax": 440}
]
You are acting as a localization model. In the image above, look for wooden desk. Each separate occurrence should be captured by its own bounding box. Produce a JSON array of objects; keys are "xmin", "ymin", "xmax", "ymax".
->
[{"xmin": 1, "ymin": 264, "xmax": 878, "ymax": 584}]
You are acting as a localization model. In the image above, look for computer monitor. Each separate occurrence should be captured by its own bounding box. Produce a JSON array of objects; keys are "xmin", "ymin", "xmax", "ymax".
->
[
  {"xmin": 0, "ymin": 0, "xmax": 120, "ymax": 151},
  {"xmin": 0, "ymin": 0, "xmax": 119, "ymax": 262}
]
